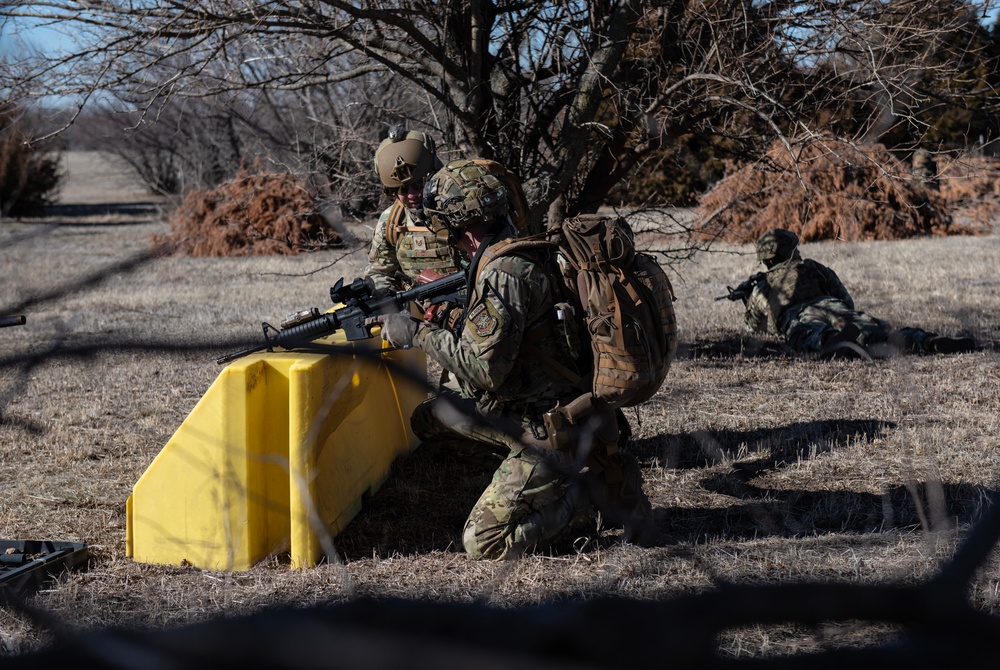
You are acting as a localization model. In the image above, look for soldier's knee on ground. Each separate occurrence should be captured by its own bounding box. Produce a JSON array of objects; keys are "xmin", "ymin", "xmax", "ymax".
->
[
  {"xmin": 462, "ymin": 507, "xmax": 512, "ymax": 561},
  {"xmin": 786, "ymin": 321, "xmax": 832, "ymax": 353},
  {"xmin": 887, "ymin": 327, "xmax": 927, "ymax": 354},
  {"xmin": 822, "ymin": 323, "xmax": 861, "ymax": 347},
  {"xmin": 819, "ymin": 324, "xmax": 872, "ymax": 360},
  {"xmin": 462, "ymin": 449, "xmax": 584, "ymax": 560}
]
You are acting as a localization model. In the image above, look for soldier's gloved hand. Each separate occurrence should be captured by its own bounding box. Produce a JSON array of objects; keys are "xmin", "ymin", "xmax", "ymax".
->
[{"xmin": 368, "ymin": 312, "xmax": 421, "ymax": 348}]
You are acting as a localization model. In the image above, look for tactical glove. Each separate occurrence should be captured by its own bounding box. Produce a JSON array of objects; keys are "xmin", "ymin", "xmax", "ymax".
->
[{"xmin": 372, "ymin": 312, "xmax": 421, "ymax": 348}]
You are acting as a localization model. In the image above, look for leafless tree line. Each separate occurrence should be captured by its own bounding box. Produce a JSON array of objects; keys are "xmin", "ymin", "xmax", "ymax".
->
[{"xmin": 3, "ymin": 0, "xmax": 999, "ymax": 225}]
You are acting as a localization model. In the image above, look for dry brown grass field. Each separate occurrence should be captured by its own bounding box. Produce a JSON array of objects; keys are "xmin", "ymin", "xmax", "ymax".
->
[{"xmin": 1, "ymin": 152, "xmax": 999, "ymax": 661}]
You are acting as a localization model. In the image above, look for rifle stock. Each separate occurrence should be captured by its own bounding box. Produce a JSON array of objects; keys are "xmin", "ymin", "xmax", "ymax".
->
[{"xmin": 215, "ymin": 270, "xmax": 467, "ymax": 365}]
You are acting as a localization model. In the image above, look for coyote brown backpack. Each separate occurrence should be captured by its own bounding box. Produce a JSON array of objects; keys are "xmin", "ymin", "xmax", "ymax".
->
[
  {"xmin": 558, "ymin": 213, "xmax": 676, "ymax": 412},
  {"xmin": 385, "ymin": 158, "xmax": 536, "ymax": 247},
  {"xmin": 476, "ymin": 213, "xmax": 677, "ymax": 420}
]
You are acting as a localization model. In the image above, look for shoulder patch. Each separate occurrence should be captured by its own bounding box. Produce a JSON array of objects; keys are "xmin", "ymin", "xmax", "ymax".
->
[{"xmin": 467, "ymin": 302, "xmax": 500, "ymax": 339}]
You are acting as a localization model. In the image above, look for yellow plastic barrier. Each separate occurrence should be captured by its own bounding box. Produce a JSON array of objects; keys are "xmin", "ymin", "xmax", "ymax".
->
[{"xmin": 126, "ymin": 335, "xmax": 426, "ymax": 570}]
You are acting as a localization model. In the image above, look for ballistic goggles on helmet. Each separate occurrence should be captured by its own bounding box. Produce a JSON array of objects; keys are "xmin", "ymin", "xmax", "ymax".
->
[{"xmin": 422, "ymin": 161, "xmax": 509, "ymax": 236}]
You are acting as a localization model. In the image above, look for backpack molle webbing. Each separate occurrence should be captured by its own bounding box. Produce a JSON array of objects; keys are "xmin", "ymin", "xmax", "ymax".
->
[
  {"xmin": 475, "ymin": 216, "xmax": 677, "ymax": 421},
  {"xmin": 559, "ymin": 214, "xmax": 676, "ymax": 411}
]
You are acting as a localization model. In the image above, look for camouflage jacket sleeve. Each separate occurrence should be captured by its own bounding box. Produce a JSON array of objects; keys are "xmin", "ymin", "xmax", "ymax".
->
[
  {"xmin": 811, "ymin": 260, "xmax": 854, "ymax": 310},
  {"xmin": 363, "ymin": 206, "xmax": 402, "ymax": 294},
  {"xmin": 744, "ymin": 282, "xmax": 771, "ymax": 333},
  {"xmin": 413, "ymin": 259, "xmax": 528, "ymax": 392}
]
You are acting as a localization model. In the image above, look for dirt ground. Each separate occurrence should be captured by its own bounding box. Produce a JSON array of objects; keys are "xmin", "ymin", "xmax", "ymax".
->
[{"xmin": 1, "ymin": 152, "xmax": 1000, "ymax": 662}]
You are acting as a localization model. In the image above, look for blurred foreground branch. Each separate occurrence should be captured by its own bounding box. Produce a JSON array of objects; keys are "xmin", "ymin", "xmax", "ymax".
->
[{"xmin": 12, "ymin": 488, "xmax": 1000, "ymax": 668}]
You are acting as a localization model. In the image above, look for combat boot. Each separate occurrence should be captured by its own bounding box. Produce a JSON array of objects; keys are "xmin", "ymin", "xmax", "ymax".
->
[
  {"xmin": 819, "ymin": 324, "xmax": 871, "ymax": 361},
  {"xmin": 584, "ymin": 449, "xmax": 660, "ymax": 546},
  {"xmin": 926, "ymin": 335, "xmax": 976, "ymax": 354}
]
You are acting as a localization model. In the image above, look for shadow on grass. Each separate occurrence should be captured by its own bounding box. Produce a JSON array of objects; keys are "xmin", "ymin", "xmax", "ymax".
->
[
  {"xmin": 638, "ymin": 417, "xmax": 993, "ymax": 544},
  {"xmin": 334, "ymin": 445, "xmax": 499, "ymax": 559},
  {"xmin": 336, "ymin": 418, "xmax": 988, "ymax": 558},
  {"xmin": 657, "ymin": 481, "xmax": 995, "ymax": 542},
  {"xmin": 679, "ymin": 331, "xmax": 997, "ymax": 359},
  {"xmin": 630, "ymin": 418, "xmax": 894, "ymax": 470}
]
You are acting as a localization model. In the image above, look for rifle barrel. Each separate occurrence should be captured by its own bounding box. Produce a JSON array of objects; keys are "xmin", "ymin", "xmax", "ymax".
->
[
  {"xmin": 215, "ymin": 269, "xmax": 469, "ymax": 364},
  {"xmin": 0, "ymin": 315, "xmax": 26, "ymax": 328},
  {"xmin": 215, "ymin": 344, "xmax": 266, "ymax": 365}
]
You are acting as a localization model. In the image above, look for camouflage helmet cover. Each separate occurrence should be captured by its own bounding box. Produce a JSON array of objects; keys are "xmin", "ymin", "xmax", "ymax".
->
[
  {"xmin": 756, "ymin": 228, "xmax": 800, "ymax": 263},
  {"xmin": 374, "ymin": 129, "xmax": 440, "ymax": 190},
  {"xmin": 422, "ymin": 159, "xmax": 509, "ymax": 234}
]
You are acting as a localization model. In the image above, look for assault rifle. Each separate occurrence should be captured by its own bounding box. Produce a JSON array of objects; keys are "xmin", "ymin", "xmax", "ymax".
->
[
  {"xmin": 0, "ymin": 315, "xmax": 26, "ymax": 328},
  {"xmin": 216, "ymin": 269, "xmax": 466, "ymax": 365},
  {"xmin": 715, "ymin": 272, "xmax": 766, "ymax": 303}
]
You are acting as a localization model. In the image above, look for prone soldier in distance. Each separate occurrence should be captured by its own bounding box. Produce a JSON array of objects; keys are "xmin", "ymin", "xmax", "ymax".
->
[{"xmin": 731, "ymin": 228, "xmax": 975, "ymax": 360}]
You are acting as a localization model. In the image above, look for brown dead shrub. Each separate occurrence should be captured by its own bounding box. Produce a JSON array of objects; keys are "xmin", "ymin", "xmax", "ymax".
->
[
  {"xmin": 933, "ymin": 153, "xmax": 1000, "ymax": 233},
  {"xmin": 154, "ymin": 171, "xmax": 341, "ymax": 256},
  {"xmin": 695, "ymin": 138, "xmax": 953, "ymax": 244}
]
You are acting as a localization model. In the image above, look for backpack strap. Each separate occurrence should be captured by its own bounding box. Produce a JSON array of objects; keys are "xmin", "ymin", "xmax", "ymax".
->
[
  {"xmin": 472, "ymin": 235, "xmax": 558, "ymax": 284},
  {"xmin": 475, "ymin": 234, "xmax": 590, "ymax": 395},
  {"xmin": 384, "ymin": 201, "xmax": 408, "ymax": 248}
]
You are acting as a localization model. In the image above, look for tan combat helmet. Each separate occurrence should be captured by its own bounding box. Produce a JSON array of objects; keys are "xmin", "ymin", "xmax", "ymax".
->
[
  {"xmin": 756, "ymin": 228, "xmax": 800, "ymax": 265},
  {"xmin": 422, "ymin": 159, "xmax": 509, "ymax": 235},
  {"xmin": 373, "ymin": 127, "xmax": 441, "ymax": 193}
]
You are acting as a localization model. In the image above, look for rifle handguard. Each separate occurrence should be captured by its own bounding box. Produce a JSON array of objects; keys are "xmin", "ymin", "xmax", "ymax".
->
[{"xmin": 215, "ymin": 269, "xmax": 469, "ymax": 364}]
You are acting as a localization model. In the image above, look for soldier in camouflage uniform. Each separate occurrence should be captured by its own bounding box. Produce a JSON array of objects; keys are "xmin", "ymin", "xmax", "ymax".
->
[
  {"xmin": 744, "ymin": 229, "xmax": 975, "ymax": 358},
  {"xmin": 364, "ymin": 128, "xmax": 460, "ymax": 295},
  {"xmin": 371, "ymin": 161, "xmax": 654, "ymax": 560},
  {"xmin": 912, "ymin": 148, "xmax": 939, "ymax": 191}
]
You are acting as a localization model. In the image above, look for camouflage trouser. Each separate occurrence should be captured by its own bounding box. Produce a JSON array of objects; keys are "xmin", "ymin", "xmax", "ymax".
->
[
  {"xmin": 410, "ymin": 395, "xmax": 512, "ymax": 464},
  {"xmin": 783, "ymin": 299, "xmax": 934, "ymax": 354},
  {"xmin": 411, "ymin": 395, "xmax": 652, "ymax": 560}
]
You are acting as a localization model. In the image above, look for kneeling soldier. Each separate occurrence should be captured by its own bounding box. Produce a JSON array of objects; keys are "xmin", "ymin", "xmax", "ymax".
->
[{"xmin": 371, "ymin": 161, "xmax": 654, "ymax": 560}]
